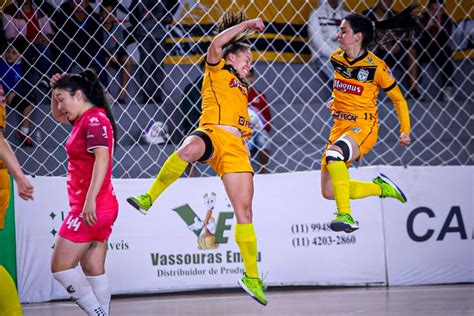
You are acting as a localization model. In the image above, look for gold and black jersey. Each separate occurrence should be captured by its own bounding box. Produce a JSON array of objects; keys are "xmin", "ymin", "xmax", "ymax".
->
[
  {"xmin": 330, "ymin": 49, "xmax": 410, "ymax": 134},
  {"xmin": 200, "ymin": 59, "xmax": 252, "ymax": 138}
]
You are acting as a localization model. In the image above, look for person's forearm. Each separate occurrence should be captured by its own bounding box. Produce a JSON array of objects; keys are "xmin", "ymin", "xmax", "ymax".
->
[
  {"xmin": 0, "ymin": 137, "xmax": 25, "ymax": 180},
  {"xmin": 211, "ymin": 21, "xmax": 250, "ymax": 50},
  {"xmin": 85, "ymin": 151, "xmax": 109, "ymax": 202},
  {"xmin": 387, "ymin": 86, "xmax": 410, "ymax": 135}
]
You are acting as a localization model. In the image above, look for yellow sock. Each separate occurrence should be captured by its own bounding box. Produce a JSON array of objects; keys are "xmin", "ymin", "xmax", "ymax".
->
[
  {"xmin": 350, "ymin": 180, "xmax": 382, "ymax": 199},
  {"xmin": 0, "ymin": 265, "xmax": 22, "ymax": 315},
  {"xmin": 235, "ymin": 223, "xmax": 259, "ymax": 278},
  {"xmin": 147, "ymin": 152, "xmax": 188, "ymax": 203},
  {"xmin": 327, "ymin": 161, "xmax": 351, "ymax": 215}
]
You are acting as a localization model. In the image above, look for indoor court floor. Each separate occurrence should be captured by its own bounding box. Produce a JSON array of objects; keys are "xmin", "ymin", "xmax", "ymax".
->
[{"xmin": 22, "ymin": 283, "xmax": 474, "ymax": 315}]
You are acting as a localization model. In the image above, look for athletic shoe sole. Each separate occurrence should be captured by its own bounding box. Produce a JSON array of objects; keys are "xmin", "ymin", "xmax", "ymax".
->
[
  {"xmin": 126, "ymin": 197, "xmax": 148, "ymax": 215},
  {"xmin": 379, "ymin": 173, "xmax": 407, "ymax": 203},
  {"xmin": 330, "ymin": 222, "xmax": 359, "ymax": 233},
  {"xmin": 238, "ymin": 279, "xmax": 268, "ymax": 306}
]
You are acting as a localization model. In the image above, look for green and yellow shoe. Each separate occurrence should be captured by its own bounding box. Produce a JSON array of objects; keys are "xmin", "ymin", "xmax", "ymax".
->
[
  {"xmin": 238, "ymin": 273, "xmax": 268, "ymax": 306},
  {"xmin": 330, "ymin": 213, "xmax": 359, "ymax": 233},
  {"xmin": 373, "ymin": 173, "xmax": 407, "ymax": 203},
  {"xmin": 126, "ymin": 193, "xmax": 152, "ymax": 215}
]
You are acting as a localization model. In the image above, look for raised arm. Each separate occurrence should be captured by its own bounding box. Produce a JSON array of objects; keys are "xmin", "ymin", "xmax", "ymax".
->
[
  {"xmin": 50, "ymin": 73, "xmax": 69, "ymax": 124},
  {"xmin": 207, "ymin": 18, "xmax": 264, "ymax": 64}
]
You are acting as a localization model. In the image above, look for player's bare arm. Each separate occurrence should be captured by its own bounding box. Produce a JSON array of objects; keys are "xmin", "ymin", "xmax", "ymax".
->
[
  {"xmin": 207, "ymin": 18, "xmax": 264, "ymax": 64},
  {"xmin": 82, "ymin": 147, "xmax": 110, "ymax": 226}
]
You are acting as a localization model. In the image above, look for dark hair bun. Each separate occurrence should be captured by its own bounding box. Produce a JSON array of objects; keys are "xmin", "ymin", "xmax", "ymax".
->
[{"xmin": 80, "ymin": 69, "xmax": 99, "ymax": 85}]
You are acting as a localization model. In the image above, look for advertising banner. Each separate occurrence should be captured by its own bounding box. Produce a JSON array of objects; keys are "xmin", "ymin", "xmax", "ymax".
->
[
  {"xmin": 15, "ymin": 168, "xmax": 386, "ymax": 302},
  {"xmin": 381, "ymin": 166, "xmax": 474, "ymax": 285}
]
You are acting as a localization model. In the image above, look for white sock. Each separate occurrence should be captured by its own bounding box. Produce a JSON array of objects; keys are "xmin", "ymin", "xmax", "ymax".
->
[
  {"xmin": 21, "ymin": 127, "xmax": 29, "ymax": 135},
  {"xmin": 86, "ymin": 274, "xmax": 111, "ymax": 314},
  {"xmin": 53, "ymin": 269, "xmax": 107, "ymax": 316}
]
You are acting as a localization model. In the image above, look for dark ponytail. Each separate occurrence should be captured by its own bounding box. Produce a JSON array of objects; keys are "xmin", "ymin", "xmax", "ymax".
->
[
  {"xmin": 344, "ymin": 5, "xmax": 422, "ymax": 50},
  {"xmin": 56, "ymin": 69, "xmax": 118, "ymax": 145}
]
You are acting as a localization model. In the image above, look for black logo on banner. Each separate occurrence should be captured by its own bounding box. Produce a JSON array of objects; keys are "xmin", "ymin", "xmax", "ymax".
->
[
  {"xmin": 406, "ymin": 206, "xmax": 468, "ymax": 242},
  {"xmin": 66, "ymin": 285, "xmax": 76, "ymax": 293}
]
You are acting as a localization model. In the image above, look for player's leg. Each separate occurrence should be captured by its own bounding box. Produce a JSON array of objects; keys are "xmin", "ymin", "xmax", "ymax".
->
[
  {"xmin": 221, "ymin": 172, "xmax": 267, "ymax": 306},
  {"xmin": 345, "ymin": 126, "xmax": 406, "ymax": 203},
  {"xmin": 324, "ymin": 136, "xmax": 360, "ymax": 232},
  {"xmin": 0, "ymin": 265, "xmax": 22, "ymax": 315},
  {"xmin": 51, "ymin": 237, "xmax": 106, "ymax": 315},
  {"xmin": 81, "ymin": 241, "xmax": 111, "ymax": 315},
  {"xmin": 372, "ymin": 173, "xmax": 407, "ymax": 203},
  {"xmin": 347, "ymin": 122, "xmax": 407, "ymax": 202},
  {"xmin": 323, "ymin": 165, "xmax": 406, "ymax": 203},
  {"xmin": 127, "ymin": 132, "xmax": 210, "ymax": 214}
]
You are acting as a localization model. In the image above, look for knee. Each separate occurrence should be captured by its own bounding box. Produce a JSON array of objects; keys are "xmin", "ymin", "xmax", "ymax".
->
[
  {"xmin": 235, "ymin": 207, "xmax": 253, "ymax": 223},
  {"xmin": 51, "ymin": 260, "xmax": 72, "ymax": 274},
  {"xmin": 177, "ymin": 143, "xmax": 196, "ymax": 162},
  {"xmin": 177, "ymin": 138, "xmax": 204, "ymax": 162},
  {"xmin": 80, "ymin": 261, "xmax": 104, "ymax": 276}
]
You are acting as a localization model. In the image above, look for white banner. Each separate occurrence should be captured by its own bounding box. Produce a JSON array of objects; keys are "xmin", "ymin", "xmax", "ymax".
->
[
  {"xmin": 381, "ymin": 166, "xmax": 474, "ymax": 285},
  {"xmin": 15, "ymin": 167, "xmax": 386, "ymax": 303}
]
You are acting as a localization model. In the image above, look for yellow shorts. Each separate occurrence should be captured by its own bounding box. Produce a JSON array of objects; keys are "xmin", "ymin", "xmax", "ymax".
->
[
  {"xmin": 194, "ymin": 125, "xmax": 253, "ymax": 177},
  {"xmin": 0, "ymin": 265, "xmax": 22, "ymax": 315},
  {"xmin": 321, "ymin": 117, "xmax": 379, "ymax": 170},
  {"xmin": 0, "ymin": 168, "xmax": 11, "ymax": 230}
]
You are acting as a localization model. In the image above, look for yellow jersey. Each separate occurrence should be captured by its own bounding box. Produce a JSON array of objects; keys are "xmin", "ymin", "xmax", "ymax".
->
[
  {"xmin": 200, "ymin": 59, "xmax": 252, "ymax": 138},
  {"xmin": 330, "ymin": 49, "xmax": 410, "ymax": 135}
]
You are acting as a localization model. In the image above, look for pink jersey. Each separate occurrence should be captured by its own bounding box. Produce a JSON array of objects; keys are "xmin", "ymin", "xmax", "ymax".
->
[{"xmin": 65, "ymin": 107, "xmax": 118, "ymax": 213}]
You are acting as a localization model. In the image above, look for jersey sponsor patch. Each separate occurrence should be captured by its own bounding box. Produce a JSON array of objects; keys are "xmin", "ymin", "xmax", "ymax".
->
[
  {"xmin": 357, "ymin": 69, "xmax": 369, "ymax": 82},
  {"xmin": 86, "ymin": 117, "xmax": 110, "ymax": 151},
  {"xmin": 238, "ymin": 115, "xmax": 252, "ymax": 129},
  {"xmin": 332, "ymin": 111, "xmax": 358, "ymax": 121},
  {"xmin": 88, "ymin": 116, "xmax": 100, "ymax": 124},
  {"xmin": 334, "ymin": 79, "xmax": 364, "ymax": 95},
  {"xmin": 229, "ymin": 78, "xmax": 248, "ymax": 97}
]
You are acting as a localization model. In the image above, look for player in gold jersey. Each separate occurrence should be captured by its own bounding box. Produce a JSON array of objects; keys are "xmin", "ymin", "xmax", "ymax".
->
[
  {"xmin": 0, "ymin": 83, "xmax": 34, "ymax": 226},
  {"xmin": 0, "ymin": 84, "xmax": 34, "ymax": 315},
  {"xmin": 127, "ymin": 12, "xmax": 268, "ymax": 305},
  {"xmin": 320, "ymin": 7, "xmax": 421, "ymax": 233}
]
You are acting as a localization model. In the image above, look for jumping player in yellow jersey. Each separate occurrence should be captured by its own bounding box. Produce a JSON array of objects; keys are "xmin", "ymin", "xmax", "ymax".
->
[
  {"xmin": 0, "ymin": 84, "xmax": 34, "ymax": 316},
  {"xmin": 127, "ymin": 12, "xmax": 268, "ymax": 305},
  {"xmin": 320, "ymin": 6, "xmax": 421, "ymax": 233}
]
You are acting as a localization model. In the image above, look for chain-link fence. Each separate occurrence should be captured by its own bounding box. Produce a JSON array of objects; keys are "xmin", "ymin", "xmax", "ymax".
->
[{"xmin": 1, "ymin": 0, "xmax": 472, "ymax": 178}]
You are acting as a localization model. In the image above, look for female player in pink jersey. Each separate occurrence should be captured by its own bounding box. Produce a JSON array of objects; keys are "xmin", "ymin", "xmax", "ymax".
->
[{"xmin": 50, "ymin": 69, "xmax": 118, "ymax": 316}]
